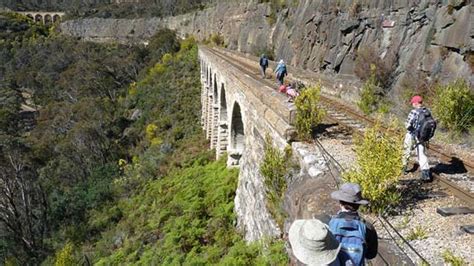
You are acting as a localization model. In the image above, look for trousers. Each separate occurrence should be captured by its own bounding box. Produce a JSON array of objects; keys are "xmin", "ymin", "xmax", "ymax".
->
[{"xmin": 402, "ymin": 132, "xmax": 429, "ymax": 170}]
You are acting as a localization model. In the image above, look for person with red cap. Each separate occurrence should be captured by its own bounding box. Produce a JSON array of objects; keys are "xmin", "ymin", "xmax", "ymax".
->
[{"xmin": 402, "ymin": 95, "xmax": 431, "ymax": 181}]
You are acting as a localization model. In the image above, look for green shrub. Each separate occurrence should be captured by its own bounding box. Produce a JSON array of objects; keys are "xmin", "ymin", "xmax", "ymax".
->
[
  {"xmin": 343, "ymin": 120, "xmax": 403, "ymax": 214},
  {"xmin": 357, "ymin": 64, "xmax": 383, "ymax": 115},
  {"xmin": 442, "ymin": 249, "xmax": 466, "ymax": 266},
  {"xmin": 406, "ymin": 225, "xmax": 428, "ymax": 241},
  {"xmin": 432, "ymin": 79, "xmax": 474, "ymax": 133},
  {"xmin": 295, "ymin": 84, "xmax": 325, "ymax": 140},
  {"xmin": 354, "ymin": 47, "xmax": 395, "ymax": 89},
  {"xmin": 86, "ymin": 155, "xmax": 288, "ymax": 264},
  {"xmin": 254, "ymin": 45, "xmax": 275, "ymax": 61},
  {"xmin": 210, "ymin": 33, "xmax": 225, "ymax": 47},
  {"xmin": 260, "ymin": 135, "xmax": 291, "ymax": 229}
]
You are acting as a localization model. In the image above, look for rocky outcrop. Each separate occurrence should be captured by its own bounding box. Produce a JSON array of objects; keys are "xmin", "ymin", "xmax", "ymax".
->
[
  {"xmin": 61, "ymin": 0, "xmax": 473, "ymax": 101},
  {"xmin": 60, "ymin": 17, "xmax": 164, "ymax": 43}
]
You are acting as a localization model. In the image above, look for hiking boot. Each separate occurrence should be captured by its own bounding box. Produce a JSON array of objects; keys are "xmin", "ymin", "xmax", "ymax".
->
[{"xmin": 421, "ymin": 169, "xmax": 431, "ymax": 182}]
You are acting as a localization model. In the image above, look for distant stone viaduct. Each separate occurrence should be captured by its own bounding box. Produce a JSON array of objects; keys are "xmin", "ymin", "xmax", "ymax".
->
[{"xmin": 17, "ymin": 11, "xmax": 65, "ymax": 24}]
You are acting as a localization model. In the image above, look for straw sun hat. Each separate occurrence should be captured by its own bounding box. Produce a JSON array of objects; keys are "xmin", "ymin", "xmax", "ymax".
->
[{"xmin": 289, "ymin": 219, "xmax": 341, "ymax": 265}]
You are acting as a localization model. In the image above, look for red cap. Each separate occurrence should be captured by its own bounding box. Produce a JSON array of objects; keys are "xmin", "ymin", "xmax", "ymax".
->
[{"xmin": 410, "ymin": 95, "xmax": 423, "ymax": 104}]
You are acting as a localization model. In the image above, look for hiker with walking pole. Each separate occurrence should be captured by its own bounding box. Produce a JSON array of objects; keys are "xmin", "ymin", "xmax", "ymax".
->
[{"xmin": 402, "ymin": 95, "xmax": 437, "ymax": 181}]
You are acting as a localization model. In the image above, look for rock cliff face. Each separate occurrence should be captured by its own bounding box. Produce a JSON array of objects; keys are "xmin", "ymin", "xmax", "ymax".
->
[{"xmin": 61, "ymin": 0, "xmax": 473, "ymax": 103}]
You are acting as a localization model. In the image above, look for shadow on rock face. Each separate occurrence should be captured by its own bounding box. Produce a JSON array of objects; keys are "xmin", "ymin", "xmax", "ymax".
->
[{"xmin": 284, "ymin": 173, "xmax": 340, "ymax": 225}]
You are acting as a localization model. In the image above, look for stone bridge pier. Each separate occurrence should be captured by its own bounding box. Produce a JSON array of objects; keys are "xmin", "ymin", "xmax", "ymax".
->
[{"xmin": 199, "ymin": 46, "xmax": 296, "ymax": 241}]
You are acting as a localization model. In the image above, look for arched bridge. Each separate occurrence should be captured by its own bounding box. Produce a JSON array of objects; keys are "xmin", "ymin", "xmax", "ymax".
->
[
  {"xmin": 17, "ymin": 11, "xmax": 65, "ymax": 24},
  {"xmin": 198, "ymin": 46, "xmax": 413, "ymax": 265},
  {"xmin": 199, "ymin": 46, "xmax": 297, "ymax": 240}
]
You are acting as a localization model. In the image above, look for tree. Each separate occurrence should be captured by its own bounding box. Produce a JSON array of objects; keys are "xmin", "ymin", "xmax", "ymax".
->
[{"xmin": 0, "ymin": 138, "xmax": 48, "ymax": 263}]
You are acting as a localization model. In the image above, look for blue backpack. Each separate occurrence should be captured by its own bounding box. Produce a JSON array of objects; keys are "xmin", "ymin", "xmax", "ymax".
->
[
  {"xmin": 329, "ymin": 217, "xmax": 367, "ymax": 266},
  {"xmin": 276, "ymin": 65, "xmax": 287, "ymax": 78}
]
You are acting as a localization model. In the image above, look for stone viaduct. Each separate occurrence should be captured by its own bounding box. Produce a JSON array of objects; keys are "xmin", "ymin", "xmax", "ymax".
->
[
  {"xmin": 199, "ymin": 46, "xmax": 411, "ymax": 264},
  {"xmin": 199, "ymin": 46, "xmax": 297, "ymax": 241},
  {"xmin": 17, "ymin": 11, "xmax": 65, "ymax": 24}
]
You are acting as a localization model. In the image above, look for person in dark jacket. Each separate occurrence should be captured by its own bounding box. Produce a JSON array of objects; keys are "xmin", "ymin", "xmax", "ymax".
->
[
  {"xmin": 329, "ymin": 183, "xmax": 378, "ymax": 265},
  {"xmin": 259, "ymin": 54, "xmax": 269, "ymax": 78}
]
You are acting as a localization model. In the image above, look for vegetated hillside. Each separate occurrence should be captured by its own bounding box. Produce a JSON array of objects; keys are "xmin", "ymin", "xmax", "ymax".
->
[
  {"xmin": 2, "ymin": 0, "xmax": 214, "ymax": 18},
  {"xmin": 0, "ymin": 12, "xmax": 166, "ymax": 263},
  {"xmin": 0, "ymin": 13, "xmax": 287, "ymax": 264}
]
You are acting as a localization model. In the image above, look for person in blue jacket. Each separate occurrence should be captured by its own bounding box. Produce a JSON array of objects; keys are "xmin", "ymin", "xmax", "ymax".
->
[{"xmin": 274, "ymin": 59, "xmax": 287, "ymax": 85}]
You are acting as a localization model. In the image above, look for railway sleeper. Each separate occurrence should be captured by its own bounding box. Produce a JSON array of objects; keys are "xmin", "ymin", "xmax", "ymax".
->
[
  {"xmin": 460, "ymin": 225, "xmax": 474, "ymax": 234},
  {"xmin": 436, "ymin": 207, "xmax": 474, "ymax": 216}
]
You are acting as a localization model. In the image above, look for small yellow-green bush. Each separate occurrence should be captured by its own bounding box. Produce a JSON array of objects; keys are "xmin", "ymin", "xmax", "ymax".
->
[
  {"xmin": 54, "ymin": 242, "xmax": 75, "ymax": 266},
  {"xmin": 406, "ymin": 225, "xmax": 428, "ymax": 241},
  {"xmin": 210, "ymin": 33, "xmax": 225, "ymax": 47},
  {"xmin": 343, "ymin": 120, "xmax": 403, "ymax": 214},
  {"xmin": 295, "ymin": 84, "xmax": 325, "ymax": 140},
  {"xmin": 442, "ymin": 249, "xmax": 466, "ymax": 266},
  {"xmin": 260, "ymin": 135, "xmax": 292, "ymax": 229},
  {"xmin": 432, "ymin": 79, "xmax": 473, "ymax": 133},
  {"xmin": 357, "ymin": 64, "xmax": 382, "ymax": 115}
]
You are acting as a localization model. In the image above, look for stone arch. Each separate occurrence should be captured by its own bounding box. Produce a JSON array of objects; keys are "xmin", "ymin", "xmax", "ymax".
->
[
  {"xmin": 206, "ymin": 68, "xmax": 213, "ymax": 139},
  {"xmin": 210, "ymin": 73, "xmax": 219, "ymax": 149},
  {"xmin": 53, "ymin": 14, "xmax": 61, "ymax": 23},
  {"xmin": 44, "ymin": 14, "xmax": 52, "ymax": 25},
  {"xmin": 219, "ymin": 83, "xmax": 227, "ymax": 121},
  {"xmin": 209, "ymin": 67, "xmax": 212, "ymax": 87},
  {"xmin": 35, "ymin": 14, "xmax": 43, "ymax": 23},
  {"xmin": 200, "ymin": 60, "xmax": 208, "ymax": 129},
  {"xmin": 217, "ymin": 83, "xmax": 228, "ymax": 158},
  {"xmin": 229, "ymin": 102, "xmax": 244, "ymax": 166},
  {"xmin": 213, "ymin": 74, "xmax": 218, "ymax": 104},
  {"xmin": 26, "ymin": 14, "xmax": 34, "ymax": 20}
]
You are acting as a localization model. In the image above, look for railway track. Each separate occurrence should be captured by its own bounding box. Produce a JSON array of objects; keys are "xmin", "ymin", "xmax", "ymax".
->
[{"xmin": 204, "ymin": 46, "xmax": 474, "ymax": 207}]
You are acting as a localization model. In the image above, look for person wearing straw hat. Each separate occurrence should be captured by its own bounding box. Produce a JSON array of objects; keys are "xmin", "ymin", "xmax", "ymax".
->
[
  {"xmin": 289, "ymin": 219, "xmax": 342, "ymax": 265},
  {"xmin": 329, "ymin": 183, "xmax": 378, "ymax": 266}
]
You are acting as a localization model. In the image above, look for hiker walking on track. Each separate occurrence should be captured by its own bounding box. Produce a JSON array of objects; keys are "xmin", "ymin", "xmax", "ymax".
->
[
  {"xmin": 274, "ymin": 59, "xmax": 287, "ymax": 86},
  {"xmin": 329, "ymin": 183, "xmax": 378, "ymax": 266},
  {"xmin": 402, "ymin": 95, "xmax": 436, "ymax": 181},
  {"xmin": 259, "ymin": 54, "xmax": 269, "ymax": 78}
]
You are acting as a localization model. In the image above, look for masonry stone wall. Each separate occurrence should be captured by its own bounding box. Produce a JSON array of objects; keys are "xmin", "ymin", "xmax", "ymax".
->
[{"xmin": 199, "ymin": 46, "xmax": 299, "ymax": 240}]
